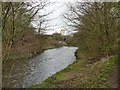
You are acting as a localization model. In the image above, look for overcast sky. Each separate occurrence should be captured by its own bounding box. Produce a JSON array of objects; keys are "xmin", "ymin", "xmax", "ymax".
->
[
  {"xmin": 33, "ymin": 0, "xmax": 118, "ymax": 35},
  {"xmin": 33, "ymin": 0, "xmax": 117, "ymax": 35},
  {"xmin": 45, "ymin": 0, "xmax": 72, "ymax": 35},
  {"xmin": 32, "ymin": 0, "xmax": 78, "ymax": 35}
]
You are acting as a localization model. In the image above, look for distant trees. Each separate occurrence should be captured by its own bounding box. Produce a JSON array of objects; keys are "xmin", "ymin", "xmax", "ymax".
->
[
  {"xmin": 64, "ymin": 2, "xmax": 119, "ymax": 57},
  {"xmin": 52, "ymin": 33, "xmax": 64, "ymax": 41},
  {"xmin": 2, "ymin": 1, "xmax": 53, "ymax": 64}
]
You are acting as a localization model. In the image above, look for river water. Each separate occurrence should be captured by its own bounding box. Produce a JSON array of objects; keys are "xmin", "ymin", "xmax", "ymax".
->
[{"xmin": 3, "ymin": 46, "xmax": 78, "ymax": 88}]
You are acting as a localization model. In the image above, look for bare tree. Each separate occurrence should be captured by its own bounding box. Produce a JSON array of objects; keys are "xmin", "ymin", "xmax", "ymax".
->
[
  {"xmin": 2, "ymin": 1, "xmax": 55, "ymax": 64},
  {"xmin": 64, "ymin": 2, "xmax": 119, "ymax": 57}
]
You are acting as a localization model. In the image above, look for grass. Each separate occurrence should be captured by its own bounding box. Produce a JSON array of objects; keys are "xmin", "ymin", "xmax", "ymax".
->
[
  {"xmin": 75, "ymin": 55, "xmax": 117, "ymax": 88},
  {"xmin": 31, "ymin": 49, "xmax": 117, "ymax": 88},
  {"xmin": 31, "ymin": 58, "xmax": 87, "ymax": 88}
]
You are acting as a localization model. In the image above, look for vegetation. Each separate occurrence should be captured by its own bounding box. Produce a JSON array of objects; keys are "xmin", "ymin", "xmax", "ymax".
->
[
  {"xmin": 2, "ymin": 1, "xmax": 119, "ymax": 88},
  {"xmin": 2, "ymin": 2, "xmax": 62, "ymax": 88},
  {"xmin": 32, "ymin": 2, "xmax": 119, "ymax": 88},
  {"xmin": 2, "ymin": 1, "xmax": 56, "ymax": 64},
  {"xmin": 65, "ymin": 2, "xmax": 119, "ymax": 59},
  {"xmin": 32, "ymin": 51, "xmax": 117, "ymax": 88},
  {"xmin": 52, "ymin": 33, "xmax": 64, "ymax": 41}
]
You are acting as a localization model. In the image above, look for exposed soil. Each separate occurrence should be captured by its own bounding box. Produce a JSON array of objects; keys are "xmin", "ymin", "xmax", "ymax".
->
[{"xmin": 108, "ymin": 66, "xmax": 118, "ymax": 88}]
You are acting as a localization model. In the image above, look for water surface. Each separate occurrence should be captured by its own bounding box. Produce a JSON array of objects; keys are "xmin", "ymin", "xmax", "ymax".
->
[{"xmin": 3, "ymin": 46, "xmax": 78, "ymax": 88}]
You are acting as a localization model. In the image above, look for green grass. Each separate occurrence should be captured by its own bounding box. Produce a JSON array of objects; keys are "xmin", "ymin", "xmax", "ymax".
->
[
  {"xmin": 75, "ymin": 55, "xmax": 117, "ymax": 88},
  {"xmin": 31, "ymin": 51, "xmax": 117, "ymax": 88},
  {"xmin": 31, "ymin": 59, "xmax": 87, "ymax": 88}
]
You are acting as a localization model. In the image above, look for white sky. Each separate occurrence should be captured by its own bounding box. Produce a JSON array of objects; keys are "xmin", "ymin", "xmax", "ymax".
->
[
  {"xmin": 32, "ymin": 0, "xmax": 78, "ymax": 35},
  {"xmin": 33, "ymin": 0, "xmax": 118, "ymax": 35}
]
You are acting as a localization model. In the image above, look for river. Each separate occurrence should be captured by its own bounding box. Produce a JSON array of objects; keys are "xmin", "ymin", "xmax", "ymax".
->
[{"xmin": 3, "ymin": 46, "xmax": 78, "ymax": 88}]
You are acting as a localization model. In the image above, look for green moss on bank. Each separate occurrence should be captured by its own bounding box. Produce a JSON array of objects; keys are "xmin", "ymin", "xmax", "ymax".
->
[{"xmin": 31, "ymin": 50, "xmax": 117, "ymax": 88}]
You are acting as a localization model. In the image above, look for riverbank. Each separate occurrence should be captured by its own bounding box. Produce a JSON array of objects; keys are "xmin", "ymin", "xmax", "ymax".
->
[
  {"xmin": 2, "ymin": 35, "xmax": 64, "ymax": 87},
  {"xmin": 3, "ymin": 46, "xmax": 77, "ymax": 88},
  {"xmin": 31, "ymin": 49, "xmax": 118, "ymax": 88}
]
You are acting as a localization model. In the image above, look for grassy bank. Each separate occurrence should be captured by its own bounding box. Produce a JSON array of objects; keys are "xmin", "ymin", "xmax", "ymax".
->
[{"xmin": 31, "ymin": 50, "xmax": 118, "ymax": 88}]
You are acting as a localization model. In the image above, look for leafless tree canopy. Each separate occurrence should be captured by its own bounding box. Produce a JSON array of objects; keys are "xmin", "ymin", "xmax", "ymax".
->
[
  {"xmin": 64, "ymin": 2, "xmax": 119, "ymax": 57},
  {"xmin": 2, "ymin": 1, "xmax": 54, "ymax": 64}
]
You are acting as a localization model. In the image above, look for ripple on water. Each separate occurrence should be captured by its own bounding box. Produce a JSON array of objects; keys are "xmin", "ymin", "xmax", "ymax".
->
[{"xmin": 3, "ymin": 46, "xmax": 78, "ymax": 88}]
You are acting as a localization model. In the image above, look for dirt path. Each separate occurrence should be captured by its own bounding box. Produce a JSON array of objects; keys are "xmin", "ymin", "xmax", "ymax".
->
[{"xmin": 108, "ymin": 66, "xmax": 118, "ymax": 88}]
